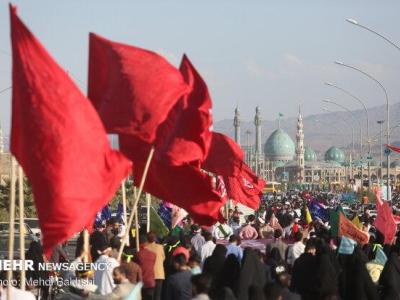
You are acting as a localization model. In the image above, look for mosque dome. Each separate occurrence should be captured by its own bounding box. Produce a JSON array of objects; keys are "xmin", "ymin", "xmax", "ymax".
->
[
  {"xmin": 325, "ymin": 147, "xmax": 345, "ymax": 164},
  {"xmin": 264, "ymin": 129, "xmax": 295, "ymax": 161},
  {"xmin": 304, "ymin": 145, "xmax": 317, "ymax": 162}
]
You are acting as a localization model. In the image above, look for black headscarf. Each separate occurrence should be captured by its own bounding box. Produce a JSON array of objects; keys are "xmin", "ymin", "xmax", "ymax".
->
[
  {"xmin": 203, "ymin": 244, "xmax": 227, "ymax": 278},
  {"xmin": 237, "ymin": 248, "xmax": 267, "ymax": 300}
]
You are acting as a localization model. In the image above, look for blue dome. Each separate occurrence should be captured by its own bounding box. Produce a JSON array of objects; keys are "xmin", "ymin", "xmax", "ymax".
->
[
  {"xmin": 304, "ymin": 145, "xmax": 317, "ymax": 162},
  {"xmin": 325, "ymin": 147, "xmax": 345, "ymax": 164},
  {"xmin": 264, "ymin": 129, "xmax": 295, "ymax": 161}
]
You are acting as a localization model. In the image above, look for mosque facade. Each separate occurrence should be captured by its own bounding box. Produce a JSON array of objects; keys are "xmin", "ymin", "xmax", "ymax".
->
[{"xmin": 233, "ymin": 107, "xmax": 400, "ymax": 189}]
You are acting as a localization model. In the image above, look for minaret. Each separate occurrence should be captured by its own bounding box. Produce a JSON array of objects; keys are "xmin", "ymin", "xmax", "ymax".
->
[
  {"xmin": 233, "ymin": 107, "xmax": 241, "ymax": 146},
  {"xmin": 0, "ymin": 125, "xmax": 4, "ymax": 153},
  {"xmin": 254, "ymin": 106, "xmax": 262, "ymax": 155},
  {"xmin": 296, "ymin": 107, "xmax": 305, "ymax": 183}
]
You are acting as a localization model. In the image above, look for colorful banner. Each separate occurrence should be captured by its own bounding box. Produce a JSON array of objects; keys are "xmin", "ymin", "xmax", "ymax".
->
[{"xmin": 339, "ymin": 212, "xmax": 369, "ymax": 245}]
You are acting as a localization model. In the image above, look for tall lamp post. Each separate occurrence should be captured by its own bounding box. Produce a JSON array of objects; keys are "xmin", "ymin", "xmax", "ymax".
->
[
  {"xmin": 323, "ymin": 99, "xmax": 364, "ymax": 184},
  {"xmin": 334, "ymin": 61, "xmax": 390, "ymax": 197},
  {"xmin": 322, "ymin": 107, "xmax": 355, "ymax": 179},
  {"xmin": 324, "ymin": 82, "xmax": 371, "ymax": 188},
  {"xmin": 377, "ymin": 120, "xmax": 384, "ymax": 183}
]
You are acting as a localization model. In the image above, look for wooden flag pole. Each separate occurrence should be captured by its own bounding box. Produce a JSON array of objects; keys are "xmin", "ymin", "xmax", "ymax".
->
[
  {"xmin": 146, "ymin": 193, "xmax": 151, "ymax": 233},
  {"xmin": 134, "ymin": 205, "xmax": 140, "ymax": 251},
  {"xmin": 18, "ymin": 164, "xmax": 26, "ymax": 290},
  {"xmin": 7, "ymin": 157, "xmax": 16, "ymax": 299},
  {"xmin": 121, "ymin": 179, "xmax": 129, "ymax": 246},
  {"xmin": 118, "ymin": 147, "xmax": 155, "ymax": 261},
  {"xmin": 83, "ymin": 229, "xmax": 89, "ymax": 263}
]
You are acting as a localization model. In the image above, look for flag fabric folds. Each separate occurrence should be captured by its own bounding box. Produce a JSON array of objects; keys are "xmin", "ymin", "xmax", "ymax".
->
[
  {"xmin": 224, "ymin": 164, "xmax": 265, "ymax": 210},
  {"xmin": 374, "ymin": 189, "xmax": 397, "ymax": 244},
  {"xmin": 128, "ymin": 159, "xmax": 225, "ymax": 226},
  {"xmin": 338, "ymin": 212, "xmax": 369, "ymax": 245},
  {"xmin": 385, "ymin": 144, "xmax": 400, "ymax": 154},
  {"xmin": 88, "ymin": 33, "xmax": 189, "ymax": 143},
  {"xmin": 10, "ymin": 6, "xmax": 131, "ymax": 256},
  {"xmin": 155, "ymin": 55, "xmax": 213, "ymax": 166},
  {"xmin": 202, "ymin": 132, "xmax": 244, "ymax": 177}
]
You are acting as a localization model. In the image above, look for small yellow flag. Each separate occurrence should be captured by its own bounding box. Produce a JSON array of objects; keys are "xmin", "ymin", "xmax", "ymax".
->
[
  {"xmin": 305, "ymin": 207, "xmax": 312, "ymax": 224},
  {"xmin": 352, "ymin": 215, "xmax": 362, "ymax": 230}
]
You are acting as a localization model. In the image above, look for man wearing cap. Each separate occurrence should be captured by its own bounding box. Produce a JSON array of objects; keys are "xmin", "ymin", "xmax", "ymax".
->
[{"xmin": 93, "ymin": 243, "xmax": 120, "ymax": 295}]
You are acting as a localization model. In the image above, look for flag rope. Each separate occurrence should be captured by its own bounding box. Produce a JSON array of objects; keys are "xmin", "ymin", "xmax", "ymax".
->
[{"xmin": 118, "ymin": 147, "xmax": 155, "ymax": 261}]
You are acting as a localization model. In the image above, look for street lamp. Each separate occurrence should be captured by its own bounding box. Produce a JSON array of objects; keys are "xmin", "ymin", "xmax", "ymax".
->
[
  {"xmin": 322, "ymin": 107, "xmax": 355, "ymax": 180},
  {"xmin": 321, "ymin": 107, "xmax": 355, "ymax": 155},
  {"xmin": 324, "ymin": 81, "xmax": 372, "ymax": 188},
  {"xmin": 345, "ymin": 18, "xmax": 400, "ymax": 52},
  {"xmin": 377, "ymin": 120, "xmax": 384, "ymax": 183},
  {"xmin": 333, "ymin": 61, "xmax": 390, "ymax": 197},
  {"xmin": 323, "ymin": 99, "xmax": 364, "ymax": 184}
]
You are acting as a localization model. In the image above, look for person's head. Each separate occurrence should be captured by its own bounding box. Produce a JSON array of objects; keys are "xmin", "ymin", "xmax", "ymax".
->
[
  {"xmin": 294, "ymin": 231, "xmax": 303, "ymax": 243},
  {"xmin": 247, "ymin": 215, "xmax": 256, "ymax": 224},
  {"xmin": 203, "ymin": 231, "xmax": 213, "ymax": 242},
  {"xmin": 191, "ymin": 224, "xmax": 201, "ymax": 234},
  {"xmin": 212, "ymin": 244, "xmax": 227, "ymax": 258},
  {"xmin": 109, "ymin": 236, "xmax": 121, "ymax": 250},
  {"xmin": 188, "ymin": 254, "xmax": 201, "ymax": 268},
  {"xmin": 147, "ymin": 231, "xmax": 156, "ymax": 243},
  {"xmin": 305, "ymin": 238, "xmax": 317, "ymax": 256},
  {"xmin": 229, "ymin": 235, "xmax": 239, "ymax": 245},
  {"xmin": 121, "ymin": 247, "xmax": 135, "ymax": 263},
  {"xmin": 173, "ymin": 253, "xmax": 187, "ymax": 271},
  {"xmin": 274, "ymin": 228, "xmax": 283, "ymax": 239},
  {"xmin": 269, "ymin": 247, "xmax": 282, "ymax": 262},
  {"xmin": 113, "ymin": 266, "xmax": 128, "ymax": 285},
  {"xmin": 232, "ymin": 216, "xmax": 240, "ymax": 224},
  {"xmin": 97, "ymin": 241, "xmax": 112, "ymax": 256},
  {"xmin": 191, "ymin": 274, "xmax": 212, "ymax": 296}
]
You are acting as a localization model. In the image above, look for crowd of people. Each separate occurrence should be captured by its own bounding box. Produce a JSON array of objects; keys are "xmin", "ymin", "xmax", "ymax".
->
[{"xmin": 2, "ymin": 190, "xmax": 400, "ymax": 300}]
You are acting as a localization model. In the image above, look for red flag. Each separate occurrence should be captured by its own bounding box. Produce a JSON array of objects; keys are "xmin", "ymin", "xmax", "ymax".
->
[
  {"xmin": 129, "ymin": 160, "xmax": 225, "ymax": 226},
  {"xmin": 202, "ymin": 132, "xmax": 244, "ymax": 176},
  {"xmin": 374, "ymin": 189, "xmax": 397, "ymax": 244},
  {"xmin": 155, "ymin": 55, "xmax": 213, "ymax": 166},
  {"xmin": 385, "ymin": 144, "xmax": 400, "ymax": 154},
  {"xmin": 224, "ymin": 163, "xmax": 265, "ymax": 209},
  {"xmin": 88, "ymin": 33, "xmax": 189, "ymax": 143},
  {"xmin": 10, "ymin": 6, "xmax": 131, "ymax": 256}
]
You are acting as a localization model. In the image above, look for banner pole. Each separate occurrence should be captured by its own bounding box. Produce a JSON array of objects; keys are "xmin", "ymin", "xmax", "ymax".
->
[
  {"xmin": 135, "ymin": 205, "xmax": 140, "ymax": 251},
  {"xmin": 121, "ymin": 179, "xmax": 129, "ymax": 246},
  {"xmin": 118, "ymin": 147, "xmax": 154, "ymax": 261},
  {"xmin": 146, "ymin": 193, "xmax": 151, "ymax": 233},
  {"xmin": 7, "ymin": 157, "xmax": 16, "ymax": 299},
  {"xmin": 18, "ymin": 164, "xmax": 26, "ymax": 290},
  {"xmin": 83, "ymin": 229, "xmax": 89, "ymax": 263}
]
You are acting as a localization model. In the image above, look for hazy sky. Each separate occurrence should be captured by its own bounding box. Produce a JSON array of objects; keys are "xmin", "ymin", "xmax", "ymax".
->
[{"xmin": 1, "ymin": 0, "xmax": 400, "ymax": 135}]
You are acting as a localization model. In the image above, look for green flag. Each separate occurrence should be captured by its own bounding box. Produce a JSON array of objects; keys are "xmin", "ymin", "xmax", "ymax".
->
[
  {"xmin": 150, "ymin": 207, "xmax": 169, "ymax": 238},
  {"xmin": 329, "ymin": 205, "xmax": 344, "ymax": 237}
]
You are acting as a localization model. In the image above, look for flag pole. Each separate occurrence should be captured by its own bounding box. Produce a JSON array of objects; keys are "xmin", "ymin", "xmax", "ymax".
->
[
  {"xmin": 18, "ymin": 164, "xmax": 26, "ymax": 290},
  {"xmin": 146, "ymin": 193, "xmax": 151, "ymax": 233},
  {"xmin": 135, "ymin": 205, "xmax": 140, "ymax": 251},
  {"xmin": 121, "ymin": 179, "xmax": 129, "ymax": 246},
  {"xmin": 83, "ymin": 229, "xmax": 89, "ymax": 263},
  {"xmin": 118, "ymin": 147, "xmax": 155, "ymax": 261},
  {"xmin": 7, "ymin": 157, "xmax": 17, "ymax": 299}
]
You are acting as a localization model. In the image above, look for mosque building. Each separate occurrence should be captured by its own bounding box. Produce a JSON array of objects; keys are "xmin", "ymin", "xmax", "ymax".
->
[{"xmin": 234, "ymin": 107, "xmax": 353, "ymax": 189}]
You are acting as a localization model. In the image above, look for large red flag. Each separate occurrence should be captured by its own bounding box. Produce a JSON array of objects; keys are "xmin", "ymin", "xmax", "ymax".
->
[
  {"xmin": 130, "ymin": 160, "xmax": 225, "ymax": 225},
  {"xmin": 224, "ymin": 163, "xmax": 265, "ymax": 209},
  {"xmin": 155, "ymin": 55, "xmax": 213, "ymax": 166},
  {"xmin": 10, "ymin": 6, "xmax": 131, "ymax": 256},
  {"xmin": 202, "ymin": 132, "xmax": 244, "ymax": 176},
  {"xmin": 88, "ymin": 33, "xmax": 189, "ymax": 143},
  {"xmin": 374, "ymin": 189, "xmax": 397, "ymax": 244}
]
